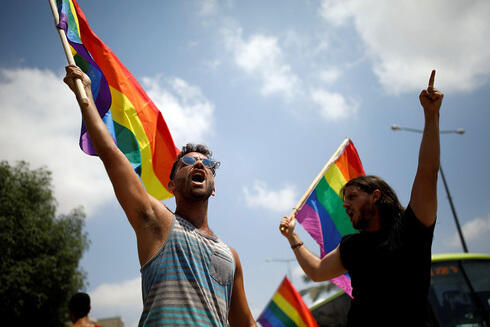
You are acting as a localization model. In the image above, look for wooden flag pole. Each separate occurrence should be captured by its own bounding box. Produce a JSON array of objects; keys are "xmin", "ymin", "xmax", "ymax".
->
[
  {"xmin": 282, "ymin": 138, "xmax": 351, "ymax": 231},
  {"xmin": 48, "ymin": 0, "xmax": 89, "ymax": 105}
]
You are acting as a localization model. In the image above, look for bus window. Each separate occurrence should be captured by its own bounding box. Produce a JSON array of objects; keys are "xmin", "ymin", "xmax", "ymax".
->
[{"xmin": 429, "ymin": 260, "xmax": 490, "ymax": 326}]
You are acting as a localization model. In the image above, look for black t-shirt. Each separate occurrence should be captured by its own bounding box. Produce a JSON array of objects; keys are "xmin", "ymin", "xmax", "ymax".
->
[{"xmin": 339, "ymin": 206, "xmax": 435, "ymax": 326}]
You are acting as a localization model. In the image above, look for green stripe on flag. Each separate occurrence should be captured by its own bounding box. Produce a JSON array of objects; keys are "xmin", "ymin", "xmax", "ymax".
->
[
  {"xmin": 269, "ymin": 301, "xmax": 297, "ymax": 326},
  {"xmin": 316, "ymin": 177, "xmax": 357, "ymax": 236}
]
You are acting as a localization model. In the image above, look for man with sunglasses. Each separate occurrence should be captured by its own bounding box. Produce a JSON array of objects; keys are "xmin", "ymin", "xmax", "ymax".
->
[{"xmin": 63, "ymin": 65, "xmax": 256, "ymax": 327}]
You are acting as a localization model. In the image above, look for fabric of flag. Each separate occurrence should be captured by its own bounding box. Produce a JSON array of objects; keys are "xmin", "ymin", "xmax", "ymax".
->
[
  {"xmin": 56, "ymin": 0, "xmax": 179, "ymax": 200},
  {"xmin": 296, "ymin": 139, "xmax": 365, "ymax": 297},
  {"xmin": 257, "ymin": 276, "xmax": 318, "ymax": 327}
]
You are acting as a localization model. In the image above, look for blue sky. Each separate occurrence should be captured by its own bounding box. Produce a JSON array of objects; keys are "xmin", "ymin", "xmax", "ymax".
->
[{"xmin": 1, "ymin": 0, "xmax": 490, "ymax": 326}]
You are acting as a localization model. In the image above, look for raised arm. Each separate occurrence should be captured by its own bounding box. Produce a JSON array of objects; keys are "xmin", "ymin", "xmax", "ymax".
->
[
  {"xmin": 279, "ymin": 217, "xmax": 346, "ymax": 282},
  {"xmin": 409, "ymin": 70, "xmax": 443, "ymax": 227},
  {"xmin": 63, "ymin": 65, "xmax": 172, "ymax": 264}
]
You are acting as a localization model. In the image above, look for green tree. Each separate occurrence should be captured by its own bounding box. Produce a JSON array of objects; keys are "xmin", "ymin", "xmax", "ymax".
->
[{"xmin": 0, "ymin": 161, "xmax": 89, "ymax": 326}]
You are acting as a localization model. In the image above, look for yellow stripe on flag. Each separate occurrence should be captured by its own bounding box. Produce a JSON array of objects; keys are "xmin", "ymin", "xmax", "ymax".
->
[
  {"xmin": 109, "ymin": 86, "xmax": 172, "ymax": 198},
  {"xmin": 272, "ymin": 293, "xmax": 308, "ymax": 327},
  {"xmin": 323, "ymin": 163, "xmax": 347, "ymax": 196}
]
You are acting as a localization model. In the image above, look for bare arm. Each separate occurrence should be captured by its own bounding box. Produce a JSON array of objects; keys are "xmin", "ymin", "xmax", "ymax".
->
[
  {"xmin": 409, "ymin": 70, "xmax": 443, "ymax": 227},
  {"xmin": 63, "ymin": 65, "xmax": 172, "ymax": 264},
  {"xmin": 228, "ymin": 248, "xmax": 256, "ymax": 327},
  {"xmin": 279, "ymin": 217, "xmax": 347, "ymax": 282}
]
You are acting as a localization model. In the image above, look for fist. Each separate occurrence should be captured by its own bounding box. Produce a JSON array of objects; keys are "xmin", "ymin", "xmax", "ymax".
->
[{"xmin": 279, "ymin": 216, "xmax": 295, "ymax": 238}]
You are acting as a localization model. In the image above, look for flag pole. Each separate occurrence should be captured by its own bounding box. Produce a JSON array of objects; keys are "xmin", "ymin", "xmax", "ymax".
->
[
  {"xmin": 283, "ymin": 138, "xmax": 351, "ymax": 230},
  {"xmin": 48, "ymin": 0, "xmax": 89, "ymax": 105}
]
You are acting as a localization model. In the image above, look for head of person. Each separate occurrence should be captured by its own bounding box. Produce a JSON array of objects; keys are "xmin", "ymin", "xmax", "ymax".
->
[
  {"xmin": 341, "ymin": 175, "xmax": 404, "ymax": 231},
  {"xmin": 168, "ymin": 143, "xmax": 220, "ymax": 200},
  {"xmin": 68, "ymin": 292, "xmax": 91, "ymax": 323}
]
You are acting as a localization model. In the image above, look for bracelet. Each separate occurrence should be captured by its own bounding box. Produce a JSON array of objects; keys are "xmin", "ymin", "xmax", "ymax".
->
[{"xmin": 291, "ymin": 242, "xmax": 304, "ymax": 249}]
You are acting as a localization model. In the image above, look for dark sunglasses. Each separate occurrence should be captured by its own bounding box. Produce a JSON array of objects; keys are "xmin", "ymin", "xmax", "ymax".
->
[{"xmin": 181, "ymin": 156, "xmax": 220, "ymax": 170}]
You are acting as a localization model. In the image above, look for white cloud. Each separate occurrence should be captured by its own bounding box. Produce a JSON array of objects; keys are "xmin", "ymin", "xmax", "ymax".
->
[
  {"xmin": 243, "ymin": 180, "xmax": 297, "ymax": 212},
  {"xmin": 318, "ymin": 67, "xmax": 342, "ymax": 84},
  {"xmin": 310, "ymin": 88, "xmax": 357, "ymax": 120},
  {"xmin": 448, "ymin": 214, "xmax": 490, "ymax": 249},
  {"xmin": 0, "ymin": 67, "xmax": 113, "ymax": 216},
  {"xmin": 223, "ymin": 27, "xmax": 301, "ymax": 100},
  {"xmin": 319, "ymin": 0, "xmax": 490, "ymax": 94},
  {"xmin": 141, "ymin": 75, "xmax": 214, "ymax": 147},
  {"xmin": 90, "ymin": 277, "xmax": 142, "ymax": 327}
]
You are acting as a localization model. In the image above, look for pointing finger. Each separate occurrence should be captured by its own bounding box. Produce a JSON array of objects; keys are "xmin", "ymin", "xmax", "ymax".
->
[{"xmin": 428, "ymin": 70, "xmax": 436, "ymax": 90}]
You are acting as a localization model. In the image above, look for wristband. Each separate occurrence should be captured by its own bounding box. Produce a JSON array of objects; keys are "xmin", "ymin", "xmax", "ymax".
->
[{"xmin": 291, "ymin": 242, "xmax": 304, "ymax": 249}]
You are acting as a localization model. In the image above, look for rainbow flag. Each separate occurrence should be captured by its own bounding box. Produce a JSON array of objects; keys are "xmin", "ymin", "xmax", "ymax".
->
[
  {"xmin": 56, "ymin": 0, "xmax": 179, "ymax": 199},
  {"xmin": 257, "ymin": 277, "xmax": 318, "ymax": 327},
  {"xmin": 296, "ymin": 138, "xmax": 365, "ymax": 296}
]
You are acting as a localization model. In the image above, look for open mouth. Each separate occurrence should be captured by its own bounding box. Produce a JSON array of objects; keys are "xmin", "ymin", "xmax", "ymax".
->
[{"xmin": 191, "ymin": 172, "xmax": 205, "ymax": 183}]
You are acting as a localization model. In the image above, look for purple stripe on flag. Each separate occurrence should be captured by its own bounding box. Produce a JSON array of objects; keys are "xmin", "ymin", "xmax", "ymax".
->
[
  {"xmin": 57, "ymin": 12, "xmax": 68, "ymax": 30},
  {"xmin": 296, "ymin": 203, "xmax": 324, "ymax": 254},
  {"xmin": 257, "ymin": 308, "xmax": 284, "ymax": 327},
  {"xmin": 297, "ymin": 190, "xmax": 342, "ymax": 257},
  {"xmin": 331, "ymin": 274, "xmax": 353, "ymax": 297}
]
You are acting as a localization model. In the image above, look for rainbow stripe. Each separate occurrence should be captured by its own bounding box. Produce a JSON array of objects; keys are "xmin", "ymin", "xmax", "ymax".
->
[
  {"xmin": 56, "ymin": 0, "xmax": 179, "ymax": 199},
  {"xmin": 257, "ymin": 277, "xmax": 318, "ymax": 327},
  {"xmin": 296, "ymin": 139, "xmax": 365, "ymax": 296}
]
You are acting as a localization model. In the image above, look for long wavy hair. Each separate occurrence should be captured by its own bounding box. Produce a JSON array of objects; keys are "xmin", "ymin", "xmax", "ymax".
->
[{"xmin": 341, "ymin": 175, "xmax": 404, "ymax": 231}]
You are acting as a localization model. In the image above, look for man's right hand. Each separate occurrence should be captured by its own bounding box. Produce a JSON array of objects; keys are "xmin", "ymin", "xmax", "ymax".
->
[
  {"xmin": 279, "ymin": 216, "xmax": 296, "ymax": 239},
  {"xmin": 63, "ymin": 65, "xmax": 92, "ymax": 99}
]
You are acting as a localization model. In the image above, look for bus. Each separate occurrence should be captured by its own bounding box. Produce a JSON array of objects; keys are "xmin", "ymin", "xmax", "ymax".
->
[{"xmin": 309, "ymin": 253, "xmax": 490, "ymax": 326}]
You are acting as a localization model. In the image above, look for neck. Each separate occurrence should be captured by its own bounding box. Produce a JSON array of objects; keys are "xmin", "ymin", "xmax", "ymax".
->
[
  {"xmin": 364, "ymin": 210, "xmax": 382, "ymax": 232},
  {"xmin": 174, "ymin": 198, "xmax": 213, "ymax": 235}
]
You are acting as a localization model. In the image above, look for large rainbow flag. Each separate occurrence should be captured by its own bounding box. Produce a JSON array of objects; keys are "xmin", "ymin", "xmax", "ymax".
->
[
  {"xmin": 257, "ymin": 277, "xmax": 318, "ymax": 327},
  {"xmin": 296, "ymin": 138, "xmax": 365, "ymax": 296},
  {"xmin": 56, "ymin": 0, "xmax": 179, "ymax": 199}
]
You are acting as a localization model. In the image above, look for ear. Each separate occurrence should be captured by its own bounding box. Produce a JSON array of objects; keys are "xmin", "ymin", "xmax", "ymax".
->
[
  {"xmin": 168, "ymin": 179, "xmax": 175, "ymax": 192},
  {"xmin": 372, "ymin": 189, "xmax": 381, "ymax": 203}
]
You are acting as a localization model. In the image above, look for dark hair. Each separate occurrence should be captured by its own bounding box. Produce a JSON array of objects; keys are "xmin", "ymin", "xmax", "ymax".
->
[
  {"xmin": 341, "ymin": 175, "xmax": 404, "ymax": 230},
  {"xmin": 169, "ymin": 143, "xmax": 217, "ymax": 180},
  {"xmin": 68, "ymin": 292, "xmax": 91, "ymax": 320}
]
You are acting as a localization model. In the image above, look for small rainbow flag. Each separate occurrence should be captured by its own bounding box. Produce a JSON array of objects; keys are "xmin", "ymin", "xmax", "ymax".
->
[
  {"xmin": 257, "ymin": 276, "xmax": 318, "ymax": 327},
  {"xmin": 296, "ymin": 138, "xmax": 365, "ymax": 296},
  {"xmin": 56, "ymin": 0, "xmax": 179, "ymax": 199}
]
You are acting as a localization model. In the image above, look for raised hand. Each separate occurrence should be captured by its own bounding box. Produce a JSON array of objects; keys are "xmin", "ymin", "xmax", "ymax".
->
[
  {"xmin": 279, "ymin": 216, "xmax": 296, "ymax": 238},
  {"xmin": 63, "ymin": 65, "xmax": 92, "ymax": 100},
  {"xmin": 419, "ymin": 70, "xmax": 443, "ymax": 113}
]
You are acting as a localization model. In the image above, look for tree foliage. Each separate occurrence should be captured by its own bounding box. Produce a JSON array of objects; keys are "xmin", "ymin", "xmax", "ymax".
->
[{"xmin": 0, "ymin": 161, "xmax": 89, "ymax": 326}]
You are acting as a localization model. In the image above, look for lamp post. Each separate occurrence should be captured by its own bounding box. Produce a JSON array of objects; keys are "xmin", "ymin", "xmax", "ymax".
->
[{"xmin": 391, "ymin": 124, "xmax": 468, "ymax": 253}]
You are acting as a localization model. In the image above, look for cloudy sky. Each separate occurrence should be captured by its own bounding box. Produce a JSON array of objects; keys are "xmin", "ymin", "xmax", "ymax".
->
[{"xmin": 2, "ymin": 0, "xmax": 489, "ymax": 325}]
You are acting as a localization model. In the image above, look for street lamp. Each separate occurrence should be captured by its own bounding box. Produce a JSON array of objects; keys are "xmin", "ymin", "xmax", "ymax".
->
[
  {"xmin": 391, "ymin": 124, "xmax": 468, "ymax": 253},
  {"xmin": 265, "ymin": 258, "xmax": 296, "ymax": 281}
]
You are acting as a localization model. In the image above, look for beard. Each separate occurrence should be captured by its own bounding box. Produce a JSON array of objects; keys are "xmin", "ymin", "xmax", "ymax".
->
[
  {"xmin": 187, "ymin": 183, "xmax": 214, "ymax": 201},
  {"xmin": 353, "ymin": 202, "xmax": 377, "ymax": 230}
]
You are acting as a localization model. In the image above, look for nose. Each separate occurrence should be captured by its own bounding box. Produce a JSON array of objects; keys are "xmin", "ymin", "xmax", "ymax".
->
[
  {"xmin": 193, "ymin": 158, "xmax": 205, "ymax": 168},
  {"xmin": 343, "ymin": 201, "xmax": 349, "ymax": 209}
]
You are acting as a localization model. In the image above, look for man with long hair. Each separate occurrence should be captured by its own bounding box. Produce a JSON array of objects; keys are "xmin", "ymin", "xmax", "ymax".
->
[{"xmin": 280, "ymin": 70, "xmax": 443, "ymax": 326}]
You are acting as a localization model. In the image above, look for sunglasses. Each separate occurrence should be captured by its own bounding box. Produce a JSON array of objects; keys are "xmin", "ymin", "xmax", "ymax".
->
[{"xmin": 181, "ymin": 156, "xmax": 220, "ymax": 170}]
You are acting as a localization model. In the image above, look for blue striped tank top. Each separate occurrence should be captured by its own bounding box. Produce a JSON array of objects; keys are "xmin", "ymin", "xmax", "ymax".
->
[{"xmin": 138, "ymin": 215, "xmax": 235, "ymax": 327}]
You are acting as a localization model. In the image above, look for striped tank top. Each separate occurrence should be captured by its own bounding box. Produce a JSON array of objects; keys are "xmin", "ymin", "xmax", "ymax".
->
[{"xmin": 138, "ymin": 215, "xmax": 235, "ymax": 327}]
